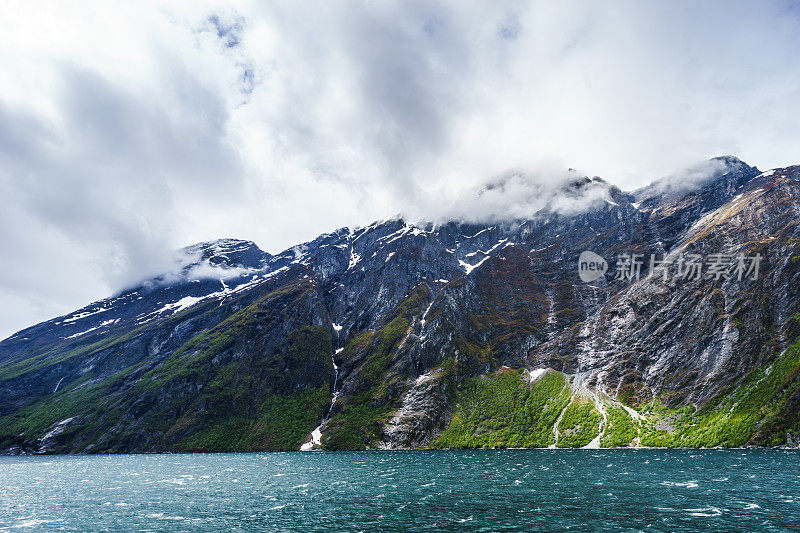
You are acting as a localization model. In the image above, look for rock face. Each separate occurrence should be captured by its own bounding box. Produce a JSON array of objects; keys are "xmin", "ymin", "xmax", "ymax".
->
[{"xmin": 2, "ymin": 156, "xmax": 800, "ymax": 453}]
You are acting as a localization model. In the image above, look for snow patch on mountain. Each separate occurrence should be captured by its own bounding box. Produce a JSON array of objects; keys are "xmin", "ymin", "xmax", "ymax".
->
[{"xmin": 459, "ymin": 256, "xmax": 490, "ymax": 275}]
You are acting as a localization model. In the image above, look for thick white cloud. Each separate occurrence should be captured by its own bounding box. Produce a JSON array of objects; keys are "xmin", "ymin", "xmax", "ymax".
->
[{"xmin": 1, "ymin": 0, "xmax": 799, "ymax": 338}]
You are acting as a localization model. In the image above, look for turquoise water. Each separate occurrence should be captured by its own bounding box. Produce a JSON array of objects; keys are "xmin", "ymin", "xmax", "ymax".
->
[{"xmin": 0, "ymin": 449, "xmax": 798, "ymax": 531}]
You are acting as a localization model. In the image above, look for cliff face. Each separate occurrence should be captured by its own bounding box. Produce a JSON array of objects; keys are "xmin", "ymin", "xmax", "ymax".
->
[{"xmin": 2, "ymin": 157, "xmax": 800, "ymax": 453}]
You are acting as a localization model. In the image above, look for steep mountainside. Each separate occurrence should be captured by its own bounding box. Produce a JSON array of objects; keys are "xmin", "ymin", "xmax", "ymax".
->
[{"xmin": 2, "ymin": 156, "xmax": 800, "ymax": 453}]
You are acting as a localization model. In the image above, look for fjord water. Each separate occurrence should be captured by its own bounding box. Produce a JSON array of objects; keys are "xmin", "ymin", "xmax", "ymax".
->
[{"xmin": 1, "ymin": 450, "xmax": 797, "ymax": 531}]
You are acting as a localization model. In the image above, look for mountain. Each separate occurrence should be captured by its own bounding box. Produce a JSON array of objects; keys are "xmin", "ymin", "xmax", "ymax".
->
[{"xmin": 2, "ymin": 156, "xmax": 800, "ymax": 453}]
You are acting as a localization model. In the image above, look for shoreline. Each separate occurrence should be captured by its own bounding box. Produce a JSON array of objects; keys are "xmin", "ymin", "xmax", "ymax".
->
[{"xmin": 3, "ymin": 446, "xmax": 799, "ymax": 457}]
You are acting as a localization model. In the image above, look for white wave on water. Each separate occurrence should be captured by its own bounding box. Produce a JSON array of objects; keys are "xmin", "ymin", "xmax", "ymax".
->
[
  {"xmin": 685, "ymin": 507, "xmax": 722, "ymax": 517},
  {"xmin": 661, "ymin": 480, "xmax": 699, "ymax": 488},
  {"xmin": 157, "ymin": 478, "xmax": 187, "ymax": 485}
]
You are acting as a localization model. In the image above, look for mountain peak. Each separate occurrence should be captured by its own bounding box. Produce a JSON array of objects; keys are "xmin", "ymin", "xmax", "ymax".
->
[
  {"xmin": 181, "ymin": 238, "xmax": 270, "ymax": 270},
  {"xmin": 709, "ymin": 154, "xmax": 746, "ymax": 166}
]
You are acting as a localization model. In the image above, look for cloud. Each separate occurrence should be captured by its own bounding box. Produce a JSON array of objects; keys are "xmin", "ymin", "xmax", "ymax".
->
[
  {"xmin": 1, "ymin": 0, "xmax": 800, "ymax": 338},
  {"xmin": 407, "ymin": 164, "xmax": 613, "ymax": 224},
  {"xmin": 138, "ymin": 251, "xmax": 259, "ymax": 292},
  {"xmin": 631, "ymin": 157, "xmax": 747, "ymax": 200}
]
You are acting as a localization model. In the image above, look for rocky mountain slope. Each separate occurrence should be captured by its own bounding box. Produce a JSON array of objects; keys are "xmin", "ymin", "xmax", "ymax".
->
[{"xmin": 2, "ymin": 156, "xmax": 800, "ymax": 453}]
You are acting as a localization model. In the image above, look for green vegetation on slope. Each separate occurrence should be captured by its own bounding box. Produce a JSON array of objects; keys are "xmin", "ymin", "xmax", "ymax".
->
[
  {"xmin": 432, "ymin": 370, "xmax": 571, "ymax": 448},
  {"xmin": 179, "ymin": 385, "xmax": 330, "ymax": 452},
  {"xmin": 322, "ymin": 404, "xmax": 393, "ymax": 450},
  {"xmin": 600, "ymin": 405, "xmax": 637, "ymax": 448},
  {"xmin": 556, "ymin": 400, "xmax": 601, "ymax": 448}
]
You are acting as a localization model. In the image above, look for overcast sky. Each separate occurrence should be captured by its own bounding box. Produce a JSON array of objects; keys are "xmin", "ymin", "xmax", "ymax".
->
[{"xmin": 1, "ymin": 0, "xmax": 799, "ymax": 339}]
